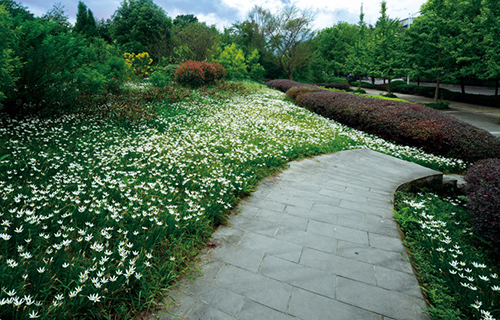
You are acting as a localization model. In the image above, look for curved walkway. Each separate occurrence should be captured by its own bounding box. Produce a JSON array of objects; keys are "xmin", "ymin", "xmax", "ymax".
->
[{"xmin": 154, "ymin": 149, "xmax": 441, "ymax": 320}]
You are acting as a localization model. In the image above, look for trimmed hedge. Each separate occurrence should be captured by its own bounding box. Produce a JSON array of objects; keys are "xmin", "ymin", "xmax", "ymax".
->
[
  {"xmin": 268, "ymin": 79, "xmax": 500, "ymax": 163},
  {"xmin": 174, "ymin": 61, "xmax": 226, "ymax": 87},
  {"xmin": 465, "ymin": 159, "xmax": 500, "ymax": 255},
  {"xmin": 266, "ymin": 79, "xmax": 319, "ymax": 93}
]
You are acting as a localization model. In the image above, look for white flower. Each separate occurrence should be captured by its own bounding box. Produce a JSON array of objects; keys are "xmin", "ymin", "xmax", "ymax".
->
[
  {"xmin": 88, "ymin": 293, "xmax": 102, "ymax": 303},
  {"xmin": 29, "ymin": 310, "xmax": 40, "ymax": 318}
]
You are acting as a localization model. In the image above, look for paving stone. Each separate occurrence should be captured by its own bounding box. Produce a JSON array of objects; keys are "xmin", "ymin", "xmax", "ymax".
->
[
  {"xmin": 255, "ymin": 209, "xmax": 309, "ymax": 231},
  {"xmin": 238, "ymin": 231, "xmax": 303, "ymax": 263},
  {"xmin": 211, "ymin": 225, "xmax": 245, "ymax": 246},
  {"xmin": 369, "ymin": 232, "xmax": 406, "ymax": 252},
  {"xmin": 182, "ymin": 282, "xmax": 245, "ymax": 316},
  {"xmin": 215, "ymin": 265, "xmax": 292, "ymax": 312},
  {"xmin": 260, "ymin": 255, "xmax": 337, "ymax": 299},
  {"xmin": 339, "ymin": 199, "xmax": 393, "ymax": 218},
  {"xmin": 236, "ymin": 300, "xmax": 297, "ymax": 320},
  {"xmin": 300, "ymin": 247, "xmax": 376, "ymax": 285},
  {"xmin": 336, "ymin": 277, "xmax": 429, "ymax": 320},
  {"xmin": 157, "ymin": 291, "xmax": 198, "ymax": 320},
  {"xmin": 235, "ymin": 204, "xmax": 260, "ymax": 218},
  {"xmin": 374, "ymin": 265, "xmax": 424, "ymax": 298},
  {"xmin": 284, "ymin": 205, "xmax": 338, "ymax": 224},
  {"xmin": 288, "ymin": 287, "xmax": 382, "ymax": 320},
  {"xmin": 275, "ymin": 227, "xmax": 337, "ymax": 254},
  {"xmin": 336, "ymin": 216, "xmax": 400, "ymax": 238},
  {"xmin": 337, "ymin": 240, "xmax": 413, "ymax": 274},
  {"xmin": 245, "ymin": 198, "xmax": 286, "ymax": 213},
  {"xmin": 212, "ymin": 243, "xmax": 265, "ymax": 273},
  {"xmin": 306, "ymin": 220, "xmax": 369, "ymax": 245},
  {"xmin": 310, "ymin": 202, "xmax": 342, "ymax": 214},
  {"xmin": 229, "ymin": 215, "xmax": 280, "ymax": 238},
  {"xmin": 185, "ymin": 300, "xmax": 236, "ymax": 320},
  {"xmin": 366, "ymin": 197, "xmax": 393, "ymax": 209}
]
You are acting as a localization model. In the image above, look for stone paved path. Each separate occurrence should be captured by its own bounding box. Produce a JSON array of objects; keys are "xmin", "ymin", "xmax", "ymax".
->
[{"xmin": 153, "ymin": 149, "xmax": 442, "ymax": 320}]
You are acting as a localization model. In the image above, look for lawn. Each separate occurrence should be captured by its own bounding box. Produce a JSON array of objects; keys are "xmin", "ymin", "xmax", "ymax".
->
[{"xmin": 0, "ymin": 81, "xmax": 468, "ymax": 319}]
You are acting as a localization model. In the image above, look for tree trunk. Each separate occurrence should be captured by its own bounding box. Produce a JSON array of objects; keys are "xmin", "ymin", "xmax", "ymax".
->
[
  {"xmin": 387, "ymin": 76, "xmax": 392, "ymax": 95},
  {"xmin": 460, "ymin": 77, "xmax": 465, "ymax": 94},
  {"xmin": 435, "ymin": 74, "xmax": 440, "ymax": 103},
  {"xmin": 371, "ymin": 77, "xmax": 375, "ymax": 85},
  {"xmin": 495, "ymin": 79, "xmax": 499, "ymax": 96},
  {"xmin": 417, "ymin": 76, "xmax": 420, "ymax": 87},
  {"xmin": 358, "ymin": 73, "xmax": 362, "ymax": 90}
]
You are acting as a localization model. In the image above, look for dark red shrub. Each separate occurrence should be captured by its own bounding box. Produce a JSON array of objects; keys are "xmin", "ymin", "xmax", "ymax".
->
[
  {"xmin": 174, "ymin": 60, "xmax": 205, "ymax": 87},
  {"xmin": 174, "ymin": 61, "xmax": 226, "ymax": 87},
  {"xmin": 465, "ymin": 159, "xmax": 500, "ymax": 253},
  {"xmin": 201, "ymin": 62, "xmax": 226, "ymax": 84},
  {"xmin": 269, "ymin": 79, "xmax": 500, "ymax": 163},
  {"xmin": 267, "ymin": 79, "xmax": 318, "ymax": 93}
]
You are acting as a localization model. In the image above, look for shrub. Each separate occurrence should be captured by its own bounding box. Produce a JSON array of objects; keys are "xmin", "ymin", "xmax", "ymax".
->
[
  {"xmin": 424, "ymin": 101, "xmax": 450, "ymax": 110},
  {"xmin": 217, "ymin": 43, "xmax": 248, "ymax": 79},
  {"xmin": 123, "ymin": 52, "xmax": 153, "ymax": 78},
  {"xmin": 267, "ymin": 79, "xmax": 319, "ymax": 93},
  {"xmin": 174, "ymin": 61, "xmax": 226, "ymax": 87},
  {"xmin": 465, "ymin": 159, "xmax": 500, "ymax": 256},
  {"xmin": 174, "ymin": 60, "xmax": 205, "ymax": 87},
  {"xmin": 285, "ymin": 87, "xmax": 318, "ymax": 103},
  {"xmin": 149, "ymin": 70, "xmax": 170, "ymax": 88},
  {"xmin": 268, "ymin": 80, "xmax": 500, "ymax": 163},
  {"xmin": 247, "ymin": 48, "xmax": 265, "ymax": 81},
  {"xmin": 314, "ymin": 83, "xmax": 351, "ymax": 91}
]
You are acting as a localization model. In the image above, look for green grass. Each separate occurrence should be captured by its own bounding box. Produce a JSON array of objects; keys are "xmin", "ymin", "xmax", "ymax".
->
[
  {"xmin": 394, "ymin": 192, "xmax": 500, "ymax": 320},
  {"xmin": 0, "ymin": 81, "xmax": 468, "ymax": 319}
]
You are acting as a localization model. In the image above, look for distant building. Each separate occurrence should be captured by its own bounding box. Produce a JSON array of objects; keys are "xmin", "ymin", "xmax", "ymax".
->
[{"xmin": 400, "ymin": 13, "xmax": 419, "ymax": 29}]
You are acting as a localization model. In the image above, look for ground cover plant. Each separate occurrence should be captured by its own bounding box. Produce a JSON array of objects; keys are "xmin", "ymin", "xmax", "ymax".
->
[
  {"xmin": 0, "ymin": 81, "xmax": 468, "ymax": 319},
  {"xmin": 268, "ymin": 79, "xmax": 500, "ymax": 163},
  {"xmin": 395, "ymin": 191, "xmax": 500, "ymax": 320}
]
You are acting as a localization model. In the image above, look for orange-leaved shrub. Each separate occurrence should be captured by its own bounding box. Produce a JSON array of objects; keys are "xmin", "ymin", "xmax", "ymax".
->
[{"xmin": 174, "ymin": 60, "xmax": 226, "ymax": 87}]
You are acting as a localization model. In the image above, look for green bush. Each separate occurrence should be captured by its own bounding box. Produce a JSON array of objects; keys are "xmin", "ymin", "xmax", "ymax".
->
[
  {"xmin": 149, "ymin": 70, "xmax": 171, "ymax": 88},
  {"xmin": 424, "ymin": 101, "xmax": 450, "ymax": 110},
  {"xmin": 247, "ymin": 48, "xmax": 265, "ymax": 81},
  {"xmin": 217, "ymin": 43, "xmax": 248, "ymax": 79}
]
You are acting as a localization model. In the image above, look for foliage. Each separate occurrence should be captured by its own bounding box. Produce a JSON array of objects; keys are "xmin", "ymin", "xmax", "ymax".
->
[
  {"xmin": 74, "ymin": 1, "xmax": 97, "ymax": 38},
  {"xmin": 247, "ymin": 48, "xmax": 265, "ymax": 81},
  {"xmin": 267, "ymin": 79, "xmax": 319, "ymax": 93},
  {"xmin": 0, "ymin": 5, "xmax": 19, "ymax": 107},
  {"xmin": 394, "ymin": 192, "xmax": 500, "ymax": 320},
  {"xmin": 465, "ymin": 159, "xmax": 500, "ymax": 257},
  {"xmin": 40, "ymin": 2, "xmax": 71, "ymax": 34},
  {"xmin": 149, "ymin": 71, "xmax": 170, "ymax": 88},
  {"xmin": 110, "ymin": 0, "xmax": 173, "ymax": 61},
  {"xmin": 315, "ymin": 83, "xmax": 351, "ymax": 91},
  {"xmin": 424, "ymin": 101, "xmax": 450, "ymax": 110},
  {"xmin": 268, "ymin": 80, "xmax": 500, "ymax": 163},
  {"xmin": 217, "ymin": 43, "xmax": 248, "ymax": 79},
  {"xmin": 123, "ymin": 52, "xmax": 153, "ymax": 78},
  {"xmin": 172, "ymin": 21, "xmax": 218, "ymax": 62},
  {"xmin": 174, "ymin": 60, "xmax": 225, "ymax": 87}
]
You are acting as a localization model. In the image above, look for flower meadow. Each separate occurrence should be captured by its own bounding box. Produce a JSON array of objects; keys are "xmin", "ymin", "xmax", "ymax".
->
[
  {"xmin": 395, "ymin": 193, "xmax": 500, "ymax": 320},
  {"xmin": 0, "ymin": 82, "xmax": 468, "ymax": 319}
]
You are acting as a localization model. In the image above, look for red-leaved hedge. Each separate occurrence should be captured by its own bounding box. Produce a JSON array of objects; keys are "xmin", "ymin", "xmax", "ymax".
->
[
  {"xmin": 465, "ymin": 159, "xmax": 500, "ymax": 254},
  {"xmin": 174, "ymin": 61, "xmax": 226, "ymax": 87},
  {"xmin": 268, "ymin": 79, "xmax": 500, "ymax": 163}
]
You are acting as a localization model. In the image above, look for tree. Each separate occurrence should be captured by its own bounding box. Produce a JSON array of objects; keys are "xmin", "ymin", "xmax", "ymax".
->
[
  {"xmin": 173, "ymin": 21, "xmax": 219, "ymax": 62},
  {"xmin": 173, "ymin": 14, "xmax": 198, "ymax": 27},
  {"xmin": 217, "ymin": 43, "xmax": 248, "ymax": 79},
  {"xmin": 346, "ymin": 4, "xmax": 372, "ymax": 89},
  {"xmin": 0, "ymin": 0, "xmax": 34, "ymax": 22},
  {"xmin": 403, "ymin": 0, "xmax": 455, "ymax": 102},
  {"xmin": 478, "ymin": 0, "xmax": 500, "ymax": 95},
  {"xmin": 313, "ymin": 22, "xmax": 359, "ymax": 81},
  {"xmin": 111, "ymin": 0, "xmax": 173, "ymax": 60},
  {"xmin": 41, "ymin": 2, "xmax": 71, "ymax": 34},
  {"xmin": 0, "ymin": 5, "xmax": 20, "ymax": 107},
  {"xmin": 264, "ymin": 4, "xmax": 316, "ymax": 80},
  {"xmin": 372, "ymin": 1, "xmax": 402, "ymax": 94},
  {"xmin": 247, "ymin": 48, "xmax": 265, "ymax": 80},
  {"xmin": 74, "ymin": 1, "xmax": 97, "ymax": 38}
]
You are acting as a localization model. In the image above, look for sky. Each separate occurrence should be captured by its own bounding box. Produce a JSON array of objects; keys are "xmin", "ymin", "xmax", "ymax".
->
[{"xmin": 18, "ymin": 0, "xmax": 427, "ymax": 31}]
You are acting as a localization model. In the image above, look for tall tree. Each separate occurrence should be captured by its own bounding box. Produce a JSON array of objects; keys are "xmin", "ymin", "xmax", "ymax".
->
[
  {"xmin": 372, "ymin": 1, "xmax": 401, "ymax": 94},
  {"xmin": 478, "ymin": 0, "xmax": 500, "ymax": 95},
  {"xmin": 404, "ymin": 0, "xmax": 454, "ymax": 102},
  {"xmin": 264, "ymin": 4, "xmax": 316, "ymax": 80},
  {"xmin": 0, "ymin": 4, "xmax": 20, "ymax": 108},
  {"xmin": 41, "ymin": 2, "xmax": 71, "ymax": 34},
  {"xmin": 173, "ymin": 21, "xmax": 219, "ymax": 62},
  {"xmin": 74, "ymin": 1, "xmax": 97, "ymax": 38},
  {"xmin": 111, "ymin": 0, "xmax": 173, "ymax": 60},
  {"xmin": 346, "ymin": 4, "xmax": 372, "ymax": 89}
]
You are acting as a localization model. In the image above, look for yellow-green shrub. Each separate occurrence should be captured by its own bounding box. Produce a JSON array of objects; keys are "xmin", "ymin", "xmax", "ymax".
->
[{"xmin": 123, "ymin": 52, "xmax": 153, "ymax": 78}]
